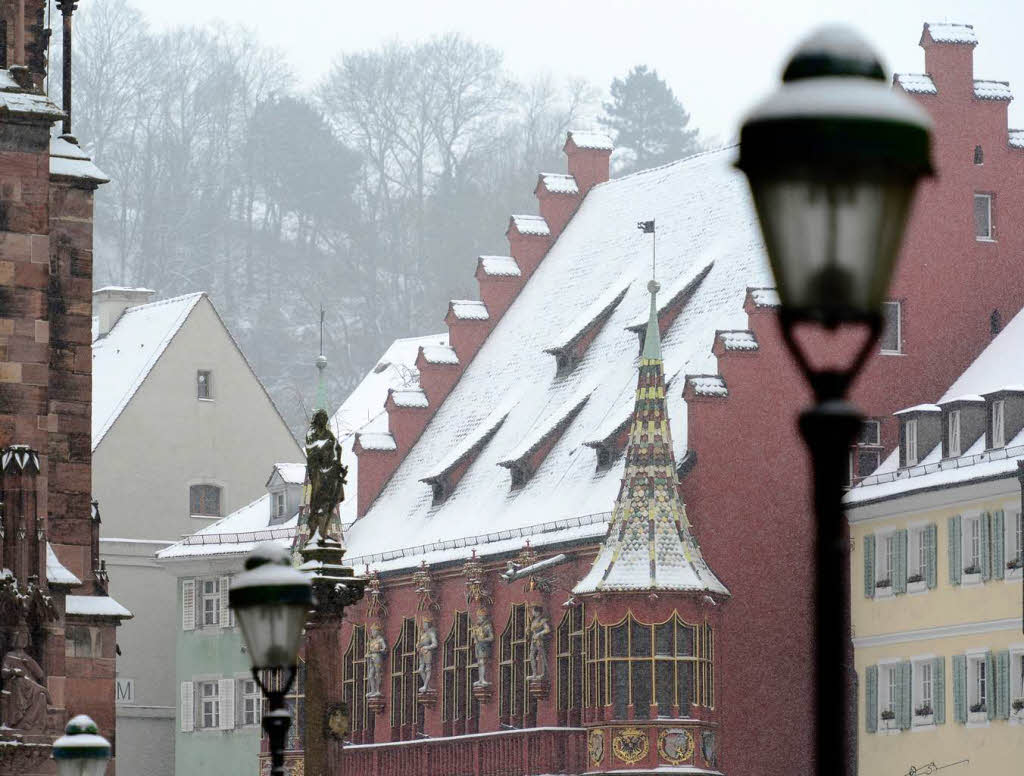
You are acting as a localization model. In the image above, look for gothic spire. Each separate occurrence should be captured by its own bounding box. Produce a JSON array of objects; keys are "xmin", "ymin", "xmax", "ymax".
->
[{"xmin": 574, "ymin": 279, "xmax": 727, "ymax": 595}]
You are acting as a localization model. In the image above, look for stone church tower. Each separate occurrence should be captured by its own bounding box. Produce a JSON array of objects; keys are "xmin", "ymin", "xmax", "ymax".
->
[{"xmin": 0, "ymin": 1, "xmax": 130, "ymax": 773}]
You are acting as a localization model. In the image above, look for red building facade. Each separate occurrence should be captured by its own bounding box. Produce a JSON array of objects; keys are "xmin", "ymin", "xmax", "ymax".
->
[
  {"xmin": 298, "ymin": 22, "xmax": 1024, "ymax": 776},
  {"xmin": 0, "ymin": 2, "xmax": 128, "ymax": 773}
]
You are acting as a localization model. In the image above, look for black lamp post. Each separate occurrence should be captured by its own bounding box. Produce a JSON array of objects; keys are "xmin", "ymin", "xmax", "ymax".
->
[
  {"xmin": 229, "ymin": 542, "xmax": 313, "ymax": 776},
  {"xmin": 737, "ymin": 26, "xmax": 933, "ymax": 776},
  {"xmin": 52, "ymin": 715, "xmax": 111, "ymax": 776}
]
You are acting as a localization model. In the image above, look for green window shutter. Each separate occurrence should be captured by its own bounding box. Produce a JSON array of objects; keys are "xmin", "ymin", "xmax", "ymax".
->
[
  {"xmin": 948, "ymin": 516, "xmax": 962, "ymax": 585},
  {"xmin": 894, "ymin": 529, "xmax": 908, "ymax": 594},
  {"xmin": 864, "ymin": 534, "xmax": 876, "ymax": 598},
  {"xmin": 981, "ymin": 512, "xmax": 992, "ymax": 582},
  {"xmin": 898, "ymin": 661, "xmax": 912, "ymax": 729},
  {"xmin": 932, "ymin": 656, "xmax": 945, "ymax": 724},
  {"xmin": 865, "ymin": 665, "xmax": 878, "ymax": 733},
  {"xmin": 992, "ymin": 510, "xmax": 1005, "ymax": 580},
  {"xmin": 952, "ymin": 654, "xmax": 967, "ymax": 724},
  {"xmin": 986, "ymin": 652, "xmax": 997, "ymax": 720},
  {"xmin": 996, "ymin": 650, "xmax": 1010, "ymax": 719},
  {"xmin": 926, "ymin": 523, "xmax": 938, "ymax": 589}
]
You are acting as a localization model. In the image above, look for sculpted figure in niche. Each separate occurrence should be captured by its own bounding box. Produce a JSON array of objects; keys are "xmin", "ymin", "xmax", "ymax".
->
[
  {"xmin": 1, "ymin": 628, "xmax": 51, "ymax": 731},
  {"xmin": 416, "ymin": 616, "xmax": 438, "ymax": 692},
  {"xmin": 527, "ymin": 605, "xmax": 551, "ymax": 680},
  {"xmin": 365, "ymin": 623, "xmax": 387, "ymax": 697},
  {"xmin": 304, "ymin": 409, "xmax": 347, "ymax": 544},
  {"xmin": 470, "ymin": 609, "xmax": 495, "ymax": 685}
]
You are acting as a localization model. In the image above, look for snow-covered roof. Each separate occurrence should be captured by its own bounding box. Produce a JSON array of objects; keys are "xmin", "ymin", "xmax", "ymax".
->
[
  {"xmin": 718, "ymin": 330, "xmax": 758, "ymax": 351},
  {"xmin": 65, "ymin": 595, "xmax": 132, "ymax": 619},
  {"xmin": 345, "ymin": 147, "xmax": 770, "ymax": 571},
  {"xmin": 748, "ymin": 287, "xmax": 780, "ymax": 308},
  {"xmin": 270, "ymin": 463, "xmax": 305, "ymax": 486},
  {"xmin": 0, "ymin": 69, "xmax": 64, "ymax": 118},
  {"xmin": 538, "ymin": 173, "xmax": 579, "ymax": 196},
  {"xmin": 449, "ymin": 300, "xmax": 489, "ymax": 321},
  {"xmin": 923, "ymin": 22, "xmax": 977, "ymax": 45},
  {"xmin": 625, "ymin": 261, "xmax": 714, "ymax": 331},
  {"xmin": 421, "ymin": 402, "xmax": 511, "ymax": 484},
  {"xmin": 478, "ymin": 256, "xmax": 522, "ymax": 277},
  {"xmin": 391, "ymin": 388, "xmax": 429, "ymax": 408},
  {"xmin": 893, "ymin": 403, "xmax": 941, "ymax": 415},
  {"xmin": 329, "ymin": 332, "xmax": 447, "ymax": 524},
  {"xmin": 566, "ymin": 130, "xmax": 614, "ymax": 151},
  {"xmin": 545, "ymin": 274, "xmax": 632, "ymax": 354},
  {"xmin": 92, "ymin": 293, "xmax": 204, "ymax": 450},
  {"xmin": 939, "ymin": 303, "xmax": 1024, "ymax": 402},
  {"xmin": 50, "ymin": 136, "xmax": 109, "ymax": 183},
  {"xmin": 1010, "ymin": 129, "xmax": 1024, "ymax": 149},
  {"xmin": 974, "ymin": 80, "xmax": 1012, "ymax": 101},
  {"xmin": 46, "ymin": 543, "xmax": 81, "ymax": 586},
  {"xmin": 686, "ymin": 375, "xmax": 729, "ymax": 397},
  {"xmin": 358, "ymin": 432, "xmax": 397, "ymax": 451},
  {"xmin": 895, "ymin": 73, "xmax": 937, "ymax": 95},
  {"xmin": 509, "ymin": 214, "xmax": 550, "ymax": 237}
]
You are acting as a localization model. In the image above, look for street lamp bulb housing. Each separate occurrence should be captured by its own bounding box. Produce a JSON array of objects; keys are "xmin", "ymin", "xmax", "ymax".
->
[
  {"xmin": 229, "ymin": 542, "xmax": 313, "ymax": 671},
  {"xmin": 52, "ymin": 715, "xmax": 111, "ymax": 776},
  {"xmin": 737, "ymin": 25, "xmax": 933, "ymax": 325}
]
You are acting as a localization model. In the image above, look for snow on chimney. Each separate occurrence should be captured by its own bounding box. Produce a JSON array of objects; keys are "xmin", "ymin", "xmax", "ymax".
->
[
  {"xmin": 564, "ymin": 130, "xmax": 613, "ymax": 197},
  {"xmin": 93, "ymin": 286, "xmax": 155, "ymax": 337},
  {"xmin": 533, "ymin": 173, "xmax": 580, "ymax": 239},
  {"xmin": 920, "ymin": 22, "xmax": 977, "ymax": 100}
]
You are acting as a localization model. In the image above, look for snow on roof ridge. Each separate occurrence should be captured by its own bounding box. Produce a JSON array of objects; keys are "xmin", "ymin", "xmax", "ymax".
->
[
  {"xmin": 391, "ymin": 388, "xmax": 429, "ymax": 408},
  {"xmin": 538, "ymin": 172, "xmax": 580, "ymax": 195},
  {"xmin": 270, "ymin": 462, "xmax": 306, "ymax": 485},
  {"xmin": 547, "ymin": 274, "xmax": 633, "ymax": 353},
  {"xmin": 46, "ymin": 543, "xmax": 81, "ymax": 586},
  {"xmin": 686, "ymin": 374, "xmax": 728, "ymax": 397},
  {"xmin": 591, "ymin": 144, "xmax": 739, "ymax": 194},
  {"xmin": 478, "ymin": 256, "xmax": 522, "ymax": 277},
  {"xmin": 509, "ymin": 214, "xmax": 551, "ymax": 236},
  {"xmin": 893, "ymin": 403, "xmax": 942, "ymax": 415},
  {"xmin": 421, "ymin": 401, "xmax": 514, "ymax": 483},
  {"xmin": 718, "ymin": 330, "xmax": 758, "ymax": 351},
  {"xmin": 895, "ymin": 73, "xmax": 938, "ymax": 95},
  {"xmin": 92, "ymin": 292, "xmax": 205, "ymax": 449},
  {"xmin": 566, "ymin": 130, "xmax": 614, "ymax": 151},
  {"xmin": 940, "ymin": 393, "xmax": 985, "ymax": 404},
  {"xmin": 66, "ymin": 595, "xmax": 132, "ymax": 619},
  {"xmin": 973, "ymin": 79, "xmax": 1012, "ymax": 101},
  {"xmin": 499, "ymin": 384, "xmax": 593, "ymax": 466},
  {"xmin": 359, "ymin": 432, "xmax": 398, "ymax": 451},
  {"xmin": 924, "ymin": 21, "xmax": 977, "ymax": 45},
  {"xmin": 449, "ymin": 300, "xmax": 490, "ymax": 320},
  {"xmin": 421, "ymin": 344, "xmax": 459, "ymax": 365},
  {"xmin": 1010, "ymin": 129, "xmax": 1024, "ymax": 149}
]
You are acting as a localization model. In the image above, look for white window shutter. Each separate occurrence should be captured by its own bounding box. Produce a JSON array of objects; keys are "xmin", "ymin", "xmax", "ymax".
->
[
  {"xmin": 182, "ymin": 579, "xmax": 196, "ymax": 631},
  {"xmin": 219, "ymin": 678, "xmax": 235, "ymax": 730},
  {"xmin": 220, "ymin": 576, "xmax": 231, "ymax": 628},
  {"xmin": 181, "ymin": 681, "xmax": 194, "ymax": 732}
]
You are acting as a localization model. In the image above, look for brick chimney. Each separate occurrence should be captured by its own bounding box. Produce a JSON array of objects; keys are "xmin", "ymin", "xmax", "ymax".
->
[
  {"xmin": 920, "ymin": 22, "xmax": 977, "ymax": 100},
  {"xmin": 564, "ymin": 130, "xmax": 613, "ymax": 197},
  {"xmin": 93, "ymin": 286, "xmax": 155, "ymax": 337}
]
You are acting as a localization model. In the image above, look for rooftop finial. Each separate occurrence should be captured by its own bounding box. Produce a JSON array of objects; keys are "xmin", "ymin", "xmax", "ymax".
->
[{"xmin": 637, "ymin": 220, "xmax": 661, "ymax": 360}]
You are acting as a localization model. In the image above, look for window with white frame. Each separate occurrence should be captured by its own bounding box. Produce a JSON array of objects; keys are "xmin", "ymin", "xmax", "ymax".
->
[
  {"xmin": 274, "ymin": 491, "xmax": 286, "ymax": 519},
  {"xmin": 963, "ymin": 516, "xmax": 982, "ymax": 575},
  {"xmin": 1008, "ymin": 510, "xmax": 1023, "ymax": 573},
  {"xmin": 974, "ymin": 193, "xmax": 992, "ymax": 240},
  {"xmin": 910, "ymin": 527, "xmax": 928, "ymax": 583},
  {"xmin": 948, "ymin": 410, "xmax": 961, "ymax": 457},
  {"xmin": 905, "ymin": 419, "xmax": 918, "ymax": 467},
  {"xmin": 1012, "ymin": 651, "xmax": 1024, "ymax": 706},
  {"xmin": 242, "ymin": 679, "xmax": 261, "ymax": 726},
  {"xmin": 197, "ymin": 370, "xmax": 213, "ymax": 399},
  {"xmin": 968, "ymin": 654, "xmax": 987, "ymax": 712},
  {"xmin": 991, "ymin": 400, "xmax": 1005, "ymax": 448},
  {"xmin": 201, "ymin": 579, "xmax": 220, "ymax": 627},
  {"xmin": 914, "ymin": 660, "xmax": 933, "ymax": 718},
  {"xmin": 881, "ymin": 301, "xmax": 902, "ymax": 354},
  {"xmin": 880, "ymin": 664, "xmax": 898, "ymax": 725},
  {"xmin": 877, "ymin": 533, "xmax": 895, "ymax": 589},
  {"xmin": 200, "ymin": 681, "xmax": 220, "ymax": 729}
]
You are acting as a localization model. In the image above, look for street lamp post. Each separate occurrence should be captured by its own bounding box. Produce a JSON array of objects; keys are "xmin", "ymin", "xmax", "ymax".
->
[
  {"xmin": 229, "ymin": 542, "xmax": 313, "ymax": 776},
  {"xmin": 737, "ymin": 26, "xmax": 933, "ymax": 776},
  {"xmin": 52, "ymin": 715, "xmax": 111, "ymax": 776}
]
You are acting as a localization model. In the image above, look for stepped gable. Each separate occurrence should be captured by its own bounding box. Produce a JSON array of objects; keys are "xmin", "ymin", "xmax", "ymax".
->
[
  {"xmin": 574, "ymin": 280, "xmax": 728, "ymax": 595},
  {"xmin": 344, "ymin": 145, "xmax": 772, "ymax": 563},
  {"xmin": 353, "ymin": 131, "xmax": 615, "ymax": 517}
]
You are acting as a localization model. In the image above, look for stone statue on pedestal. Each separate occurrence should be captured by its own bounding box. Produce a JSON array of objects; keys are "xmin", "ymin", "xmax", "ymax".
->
[
  {"xmin": 470, "ymin": 609, "xmax": 494, "ymax": 685},
  {"xmin": 416, "ymin": 616, "xmax": 438, "ymax": 692},
  {"xmin": 304, "ymin": 409, "xmax": 347, "ymax": 545},
  {"xmin": 527, "ymin": 605, "xmax": 551, "ymax": 680},
  {"xmin": 366, "ymin": 623, "xmax": 387, "ymax": 697},
  {"xmin": 0, "ymin": 628, "xmax": 51, "ymax": 731}
]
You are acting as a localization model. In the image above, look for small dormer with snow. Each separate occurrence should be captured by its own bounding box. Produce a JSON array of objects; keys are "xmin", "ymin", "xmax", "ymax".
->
[
  {"xmin": 266, "ymin": 463, "xmax": 305, "ymax": 525},
  {"xmin": 894, "ymin": 404, "xmax": 942, "ymax": 468},
  {"xmin": 981, "ymin": 386, "xmax": 1024, "ymax": 449},
  {"xmin": 938, "ymin": 395, "xmax": 986, "ymax": 458}
]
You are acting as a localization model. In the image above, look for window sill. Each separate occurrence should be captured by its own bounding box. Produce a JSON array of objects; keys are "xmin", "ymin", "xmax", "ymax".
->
[
  {"xmin": 879, "ymin": 350, "xmax": 905, "ymax": 357},
  {"xmin": 961, "ymin": 572, "xmax": 982, "ymax": 586},
  {"xmin": 967, "ymin": 711, "xmax": 988, "ymax": 726},
  {"xmin": 1006, "ymin": 568, "xmax": 1022, "ymax": 581},
  {"xmin": 190, "ymin": 514, "xmax": 222, "ymax": 520},
  {"xmin": 975, "ymin": 237, "xmax": 996, "ymax": 243},
  {"xmin": 912, "ymin": 714, "xmax": 934, "ymax": 727},
  {"xmin": 877, "ymin": 724, "xmax": 900, "ymax": 736},
  {"xmin": 907, "ymin": 580, "xmax": 928, "ymax": 595},
  {"xmin": 198, "ymin": 397, "xmax": 215, "ymax": 403},
  {"xmin": 911, "ymin": 721, "xmax": 936, "ymax": 732}
]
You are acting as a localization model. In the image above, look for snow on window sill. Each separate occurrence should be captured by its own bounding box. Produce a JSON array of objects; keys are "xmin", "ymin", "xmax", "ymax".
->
[
  {"xmin": 907, "ymin": 580, "xmax": 928, "ymax": 595},
  {"xmin": 198, "ymin": 397, "xmax": 215, "ymax": 403},
  {"xmin": 975, "ymin": 236, "xmax": 996, "ymax": 243},
  {"xmin": 877, "ymin": 722, "xmax": 900, "ymax": 736},
  {"xmin": 879, "ymin": 350, "xmax": 905, "ymax": 357},
  {"xmin": 967, "ymin": 711, "xmax": 989, "ymax": 726},
  {"xmin": 875, "ymin": 584, "xmax": 894, "ymax": 599},
  {"xmin": 961, "ymin": 572, "xmax": 982, "ymax": 586},
  {"xmin": 1006, "ymin": 566, "xmax": 1022, "ymax": 581},
  {"xmin": 911, "ymin": 717, "xmax": 935, "ymax": 732}
]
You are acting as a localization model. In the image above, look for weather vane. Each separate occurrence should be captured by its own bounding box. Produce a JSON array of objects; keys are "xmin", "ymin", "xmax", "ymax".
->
[{"xmin": 637, "ymin": 219, "xmax": 656, "ymax": 279}]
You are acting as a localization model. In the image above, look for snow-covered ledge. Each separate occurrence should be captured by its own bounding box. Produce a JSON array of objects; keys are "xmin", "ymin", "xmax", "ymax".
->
[
  {"xmin": 961, "ymin": 571, "xmax": 982, "ymax": 586},
  {"xmin": 967, "ymin": 710, "xmax": 988, "ymax": 726},
  {"xmin": 907, "ymin": 579, "xmax": 928, "ymax": 595}
]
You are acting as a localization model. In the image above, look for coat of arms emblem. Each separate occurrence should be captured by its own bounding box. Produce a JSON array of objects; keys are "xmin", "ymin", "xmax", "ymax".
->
[
  {"xmin": 658, "ymin": 727, "xmax": 694, "ymax": 764},
  {"xmin": 612, "ymin": 727, "xmax": 649, "ymax": 764},
  {"xmin": 588, "ymin": 728, "xmax": 605, "ymax": 765}
]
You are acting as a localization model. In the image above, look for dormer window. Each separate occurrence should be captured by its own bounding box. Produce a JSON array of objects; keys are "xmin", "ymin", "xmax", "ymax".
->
[
  {"xmin": 595, "ymin": 445, "xmax": 613, "ymax": 471},
  {"xmin": 430, "ymin": 477, "xmax": 450, "ymax": 506},
  {"xmin": 273, "ymin": 491, "xmax": 286, "ymax": 518},
  {"xmin": 948, "ymin": 410, "xmax": 961, "ymax": 457},
  {"xmin": 905, "ymin": 419, "xmax": 918, "ymax": 466},
  {"xmin": 990, "ymin": 399, "xmax": 1005, "ymax": 448},
  {"xmin": 509, "ymin": 464, "xmax": 528, "ymax": 490}
]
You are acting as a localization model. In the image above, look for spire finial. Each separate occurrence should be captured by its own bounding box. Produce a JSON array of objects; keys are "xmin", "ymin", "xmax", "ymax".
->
[
  {"xmin": 642, "ymin": 279, "xmax": 662, "ymax": 361},
  {"xmin": 314, "ymin": 306, "xmax": 328, "ymax": 411}
]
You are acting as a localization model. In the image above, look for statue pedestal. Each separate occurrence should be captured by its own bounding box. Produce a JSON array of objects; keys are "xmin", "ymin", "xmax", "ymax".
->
[
  {"xmin": 417, "ymin": 688, "xmax": 438, "ymax": 707},
  {"xmin": 528, "ymin": 677, "xmax": 550, "ymax": 700},
  {"xmin": 472, "ymin": 682, "xmax": 494, "ymax": 703},
  {"xmin": 366, "ymin": 693, "xmax": 386, "ymax": 715}
]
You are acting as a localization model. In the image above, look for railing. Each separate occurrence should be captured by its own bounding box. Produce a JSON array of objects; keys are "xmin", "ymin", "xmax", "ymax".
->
[
  {"xmin": 340, "ymin": 726, "xmax": 587, "ymax": 776},
  {"xmin": 855, "ymin": 441, "xmax": 1024, "ymax": 489}
]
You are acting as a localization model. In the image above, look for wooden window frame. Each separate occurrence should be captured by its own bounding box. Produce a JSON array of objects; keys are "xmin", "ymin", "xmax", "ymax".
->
[
  {"xmin": 499, "ymin": 604, "xmax": 533, "ymax": 728},
  {"xmin": 343, "ymin": 625, "xmax": 371, "ymax": 743},
  {"xmin": 390, "ymin": 618, "xmax": 420, "ymax": 739},
  {"xmin": 442, "ymin": 612, "xmax": 478, "ymax": 736},
  {"xmin": 556, "ymin": 604, "xmax": 585, "ymax": 725},
  {"xmin": 190, "ymin": 484, "xmax": 222, "ymax": 518}
]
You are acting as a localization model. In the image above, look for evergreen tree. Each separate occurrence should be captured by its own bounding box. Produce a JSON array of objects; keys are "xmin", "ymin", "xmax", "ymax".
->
[{"xmin": 600, "ymin": 65, "xmax": 700, "ymax": 174}]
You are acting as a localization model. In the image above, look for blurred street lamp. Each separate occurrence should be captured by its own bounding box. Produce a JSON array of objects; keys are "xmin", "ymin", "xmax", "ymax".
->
[
  {"xmin": 230, "ymin": 542, "xmax": 313, "ymax": 776},
  {"xmin": 737, "ymin": 25, "xmax": 932, "ymax": 776},
  {"xmin": 52, "ymin": 715, "xmax": 111, "ymax": 776}
]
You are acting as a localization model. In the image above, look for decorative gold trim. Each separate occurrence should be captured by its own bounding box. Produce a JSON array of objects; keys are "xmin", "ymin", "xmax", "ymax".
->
[
  {"xmin": 612, "ymin": 727, "xmax": 649, "ymax": 764},
  {"xmin": 658, "ymin": 727, "xmax": 694, "ymax": 765}
]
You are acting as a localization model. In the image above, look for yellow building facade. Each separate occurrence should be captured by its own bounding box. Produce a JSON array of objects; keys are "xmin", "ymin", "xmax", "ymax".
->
[{"xmin": 847, "ymin": 308, "xmax": 1024, "ymax": 775}]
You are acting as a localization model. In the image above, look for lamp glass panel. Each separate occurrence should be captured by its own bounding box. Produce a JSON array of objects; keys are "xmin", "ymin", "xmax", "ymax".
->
[
  {"xmin": 750, "ymin": 177, "xmax": 915, "ymax": 317},
  {"xmin": 235, "ymin": 600, "xmax": 308, "ymax": 669},
  {"xmin": 56, "ymin": 759, "xmax": 109, "ymax": 776}
]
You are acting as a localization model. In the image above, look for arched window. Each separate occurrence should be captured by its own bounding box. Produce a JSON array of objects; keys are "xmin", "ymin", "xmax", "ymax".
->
[
  {"xmin": 442, "ymin": 611, "xmax": 478, "ymax": 736},
  {"xmin": 557, "ymin": 604, "xmax": 585, "ymax": 725},
  {"xmin": 390, "ymin": 618, "xmax": 422, "ymax": 739},
  {"xmin": 499, "ymin": 604, "xmax": 535, "ymax": 727},
  {"xmin": 342, "ymin": 626, "xmax": 372, "ymax": 743},
  {"xmin": 585, "ymin": 613, "xmax": 714, "ymax": 721}
]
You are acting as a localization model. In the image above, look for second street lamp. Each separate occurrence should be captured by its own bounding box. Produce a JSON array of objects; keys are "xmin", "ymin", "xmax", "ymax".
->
[
  {"xmin": 229, "ymin": 542, "xmax": 313, "ymax": 776},
  {"xmin": 737, "ymin": 25, "xmax": 933, "ymax": 776}
]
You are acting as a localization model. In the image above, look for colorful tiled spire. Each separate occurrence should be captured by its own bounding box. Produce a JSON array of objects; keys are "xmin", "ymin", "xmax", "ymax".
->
[{"xmin": 574, "ymin": 280, "xmax": 728, "ymax": 595}]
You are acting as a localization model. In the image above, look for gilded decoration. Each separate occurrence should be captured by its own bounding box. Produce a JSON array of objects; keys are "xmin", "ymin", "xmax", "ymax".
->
[
  {"xmin": 364, "ymin": 569, "xmax": 389, "ymax": 620},
  {"xmin": 325, "ymin": 702, "xmax": 350, "ymax": 740},
  {"xmin": 462, "ymin": 549, "xmax": 492, "ymax": 605},
  {"xmin": 412, "ymin": 561, "xmax": 440, "ymax": 612},
  {"xmin": 658, "ymin": 727, "xmax": 694, "ymax": 765},
  {"xmin": 588, "ymin": 729, "xmax": 605, "ymax": 765},
  {"xmin": 612, "ymin": 727, "xmax": 648, "ymax": 764}
]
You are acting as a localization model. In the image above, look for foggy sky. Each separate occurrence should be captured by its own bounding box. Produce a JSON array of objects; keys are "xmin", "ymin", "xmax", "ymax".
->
[{"xmin": 140, "ymin": 0, "xmax": 1023, "ymax": 143}]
